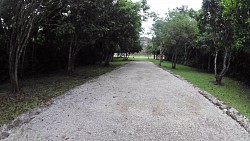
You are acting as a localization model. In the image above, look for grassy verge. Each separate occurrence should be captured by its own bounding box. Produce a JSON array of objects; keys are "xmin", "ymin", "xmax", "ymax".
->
[
  {"xmin": 0, "ymin": 59, "xmax": 128, "ymax": 126},
  {"xmin": 130, "ymin": 56, "xmax": 250, "ymax": 119}
]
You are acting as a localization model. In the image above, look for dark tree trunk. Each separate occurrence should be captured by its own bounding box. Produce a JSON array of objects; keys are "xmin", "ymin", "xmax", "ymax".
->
[
  {"xmin": 207, "ymin": 54, "xmax": 211, "ymax": 72},
  {"xmin": 159, "ymin": 42, "xmax": 164, "ymax": 66},
  {"xmin": 214, "ymin": 48, "xmax": 231, "ymax": 85},
  {"xmin": 68, "ymin": 38, "xmax": 74, "ymax": 75},
  {"xmin": 184, "ymin": 44, "xmax": 187, "ymax": 65},
  {"xmin": 104, "ymin": 52, "xmax": 112, "ymax": 67},
  {"xmin": 9, "ymin": 46, "xmax": 20, "ymax": 93},
  {"xmin": 31, "ymin": 41, "xmax": 36, "ymax": 74},
  {"xmin": 68, "ymin": 34, "xmax": 82, "ymax": 75},
  {"xmin": 195, "ymin": 49, "xmax": 199, "ymax": 68},
  {"xmin": 172, "ymin": 51, "xmax": 178, "ymax": 69},
  {"xmin": 214, "ymin": 50, "xmax": 219, "ymax": 83},
  {"xmin": 111, "ymin": 53, "xmax": 114, "ymax": 62},
  {"xmin": 20, "ymin": 46, "xmax": 27, "ymax": 78}
]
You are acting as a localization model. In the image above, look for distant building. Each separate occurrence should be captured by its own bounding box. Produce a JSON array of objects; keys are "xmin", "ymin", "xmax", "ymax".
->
[{"xmin": 135, "ymin": 37, "xmax": 151, "ymax": 56}]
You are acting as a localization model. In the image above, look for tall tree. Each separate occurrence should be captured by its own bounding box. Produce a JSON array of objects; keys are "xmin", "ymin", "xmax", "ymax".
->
[
  {"xmin": 201, "ymin": 0, "xmax": 235, "ymax": 85},
  {"xmin": 0, "ymin": 0, "xmax": 64, "ymax": 93}
]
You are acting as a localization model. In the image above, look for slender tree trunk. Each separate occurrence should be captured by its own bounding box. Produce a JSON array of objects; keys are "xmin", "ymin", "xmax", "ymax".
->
[
  {"xmin": 31, "ymin": 41, "xmax": 36, "ymax": 74},
  {"xmin": 111, "ymin": 53, "xmax": 114, "ymax": 62},
  {"xmin": 214, "ymin": 50, "xmax": 219, "ymax": 84},
  {"xmin": 20, "ymin": 46, "xmax": 27, "ymax": 78},
  {"xmin": 184, "ymin": 44, "xmax": 187, "ymax": 65},
  {"xmin": 68, "ymin": 39, "xmax": 73, "ymax": 75},
  {"xmin": 104, "ymin": 51, "xmax": 112, "ymax": 67},
  {"xmin": 215, "ymin": 48, "xmax": 231, "ymax": 85},
  {"xmin": 173, "ymin": 52, "xmax": 177, "ymax": 69},
  {"xmin": 207, "ymin": 54, "xmax": 211, "ymax": 72},
  {"xmin": 159, "ymin": 42, "xmax": 164, "ymax": 66},
  {"xmin": 104, "ymin": 54, "xmax": 110, "ymax": 66},
  {"xmin": 172, "ymin": 51, "xmax": 178, "ymax": 69},
  {"xmin": 195, "ymin": 49, "xmax": 199, "ymax": 68},
  {"xmin": 171, "ymin": 53, "xmax": 175, "ymax": 69},
  {"xmin": 9, "ymin": 44, "xmax": 20, "ymax": 93},
  {"xmin": 159, "ymin": 47, "xmax": 163, "ymax": 66}
]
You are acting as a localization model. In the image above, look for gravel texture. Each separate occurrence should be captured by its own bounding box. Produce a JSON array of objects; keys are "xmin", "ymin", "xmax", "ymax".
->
[{"xmin": 2, "ymin": 61, "xmax": 250, "ymax": 141}]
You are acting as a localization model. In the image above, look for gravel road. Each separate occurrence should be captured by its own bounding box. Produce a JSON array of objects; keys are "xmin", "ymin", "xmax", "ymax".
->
[{"xmin": 3, "ymin": 61, "xmax": 250, "ymax": 141}]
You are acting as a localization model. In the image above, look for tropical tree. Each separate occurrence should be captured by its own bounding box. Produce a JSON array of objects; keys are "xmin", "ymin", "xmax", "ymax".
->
[
  {"xmin": 200, "ymin": 0, "xmax": 239, "ymax": 85},
  {"xmin": 0, "ymin": 0, "xmax": 65, "ymax": 93},
  {"xmin": 152, "ymin": 8, "xmax": 198, "ymax": 68}
]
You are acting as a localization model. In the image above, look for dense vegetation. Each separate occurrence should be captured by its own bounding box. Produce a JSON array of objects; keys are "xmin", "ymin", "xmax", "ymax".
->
[
  {"xmin": 0, "ymin": 0, "xmax": 148, "ymax": 93},
  {"xmin": 148, "ymin": 0, "xmax": 250, "ymax": 85}
]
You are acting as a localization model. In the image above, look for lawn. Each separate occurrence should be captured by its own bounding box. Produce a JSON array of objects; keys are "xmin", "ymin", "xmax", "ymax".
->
[
  {"xmin": 130, "ymin": 56, "xmax": 250, "ymax": 119},
  {"xmin": 0, "ymin": 59, "xmax": 128, "ymax": 126}
]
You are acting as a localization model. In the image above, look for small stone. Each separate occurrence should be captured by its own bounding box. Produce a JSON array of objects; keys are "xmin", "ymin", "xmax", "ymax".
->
[
  {"xmin": 222, "ymin": 109, "xmax": 227, "ymax": 114},
  {"xmin": 228, "ymin": 108, "xmax": 238, "ymax": 114},
  {"xmin": 1, "ymin": 124, "xmax": 8, "ymax": 131},
  {"xmin": 61, "ymin": 134, "xmax": 69, "ymax": 140},
  {"xmin": 210, "ymin": 97, "xmax": 218, "ymax": 104},
  {"xmin": 220, "ymin": 104, "xmax": 228, "ymax": 110},
  {"xmin": 0, "ymin": 131, "xmax": 10, "ymax": 140},
  {"xmin": 12, "ymin": 118, "xmax": 22, "ymax": 127}
]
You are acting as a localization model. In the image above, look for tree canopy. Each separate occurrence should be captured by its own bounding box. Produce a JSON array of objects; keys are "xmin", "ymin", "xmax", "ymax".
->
[
  {"xmin": 149, "ymin": 0, "xmax": 250, "ymax": 85},
  {"xmin": 0, "ymin": 0, "xmax": 147, "ymax": 93}
]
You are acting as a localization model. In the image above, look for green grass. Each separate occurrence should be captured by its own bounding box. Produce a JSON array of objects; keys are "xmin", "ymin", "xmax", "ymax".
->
[
  {"xmin": 131, "ymin": 56, "xmax": 250, "ymax": 119},
  {"xmin": 0, "ymin": 59, "xmax": 128, "ymax": 126}
]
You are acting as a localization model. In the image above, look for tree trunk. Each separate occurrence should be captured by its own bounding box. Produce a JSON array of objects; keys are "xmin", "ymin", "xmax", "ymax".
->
[
  {"xmin": 159, "ymin": 43, "xmax": 164, "ymax": 66},
  {"xmin": 111, "ymin": 53, "xmax": 114, "ymax": 62},
  {"xmin": 207, "ymin": 54, "xmax": 211, "ymax": 72},
  {"xmin": 9, "ymin": 44, "xmax": 20, "ymax": 93},
  {"xmin": 214, "ymin": 51, "xmax": 218, "ymax": 82},
  {"xmin": 68, "ymin": 39, "xmax": 74, "ymax": 75},
  {"xmin": 184, "ymin": 44, "xmax": 187, "ymax": 65},
  {"xmin": 172, "ymin": 51, "xmax": 178, "ymax": 69},
  {"xmin": 154, "ymin": 51, "xmax": 156, "ymax": 59},
  {"xmin": 104, "ymin": 56, "xmax": 110, "ymax": 66},
  {"xmin": 195, "ymin": 49, "xmax": 199, "ymax": 68},
  {"xmin": 31, "ymin": 41, "xmax": 36, "ymax": 74},
  {"xmin": 215, "ymin": 48, "xmax": 231, "ymax": 85},
  {"xmin": 158, "ymin": 50, "xmax": 162, "ymax": 66},
  {"xmin": 104, "ymin": 52, "xmax": 111, "ymax": 67},
  {"xmin": 20, "ymin": 46, "xmax": 27, "ymax": 78},
  {"xmin": 171, "ymin": 53, "xmax": 175, "ymax": 69}
]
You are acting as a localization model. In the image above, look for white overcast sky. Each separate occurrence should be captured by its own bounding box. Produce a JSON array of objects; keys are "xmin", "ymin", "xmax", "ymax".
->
[{"xmin": 131, "ymin": 0, "xmax": 203, "ymax": 37}]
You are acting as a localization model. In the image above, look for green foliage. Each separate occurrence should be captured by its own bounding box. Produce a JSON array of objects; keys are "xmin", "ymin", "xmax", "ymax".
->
[
  {"xmin": 152, "ymin": 7, "xmax": 199, "ymax": 68},
  {"xmin": 0, "ymin": 0, "xmax": 146, "ymax": 86}
]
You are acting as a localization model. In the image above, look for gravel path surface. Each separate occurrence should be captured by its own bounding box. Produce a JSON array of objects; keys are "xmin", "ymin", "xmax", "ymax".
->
[{"xmin": 3, "ymin": 61, "xmax": 250, "ymax": 141}]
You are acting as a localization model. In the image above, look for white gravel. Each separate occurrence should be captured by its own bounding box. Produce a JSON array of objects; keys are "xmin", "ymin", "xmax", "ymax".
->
[{"xmin": 3, "ymin": 61, "xmax": 250, "ymax": 141}]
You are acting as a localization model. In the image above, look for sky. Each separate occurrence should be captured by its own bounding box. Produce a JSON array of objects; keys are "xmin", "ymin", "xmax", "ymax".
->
[{"xmin": 131, "ymin": 0, "xmax": 203, "ymax": 37}]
